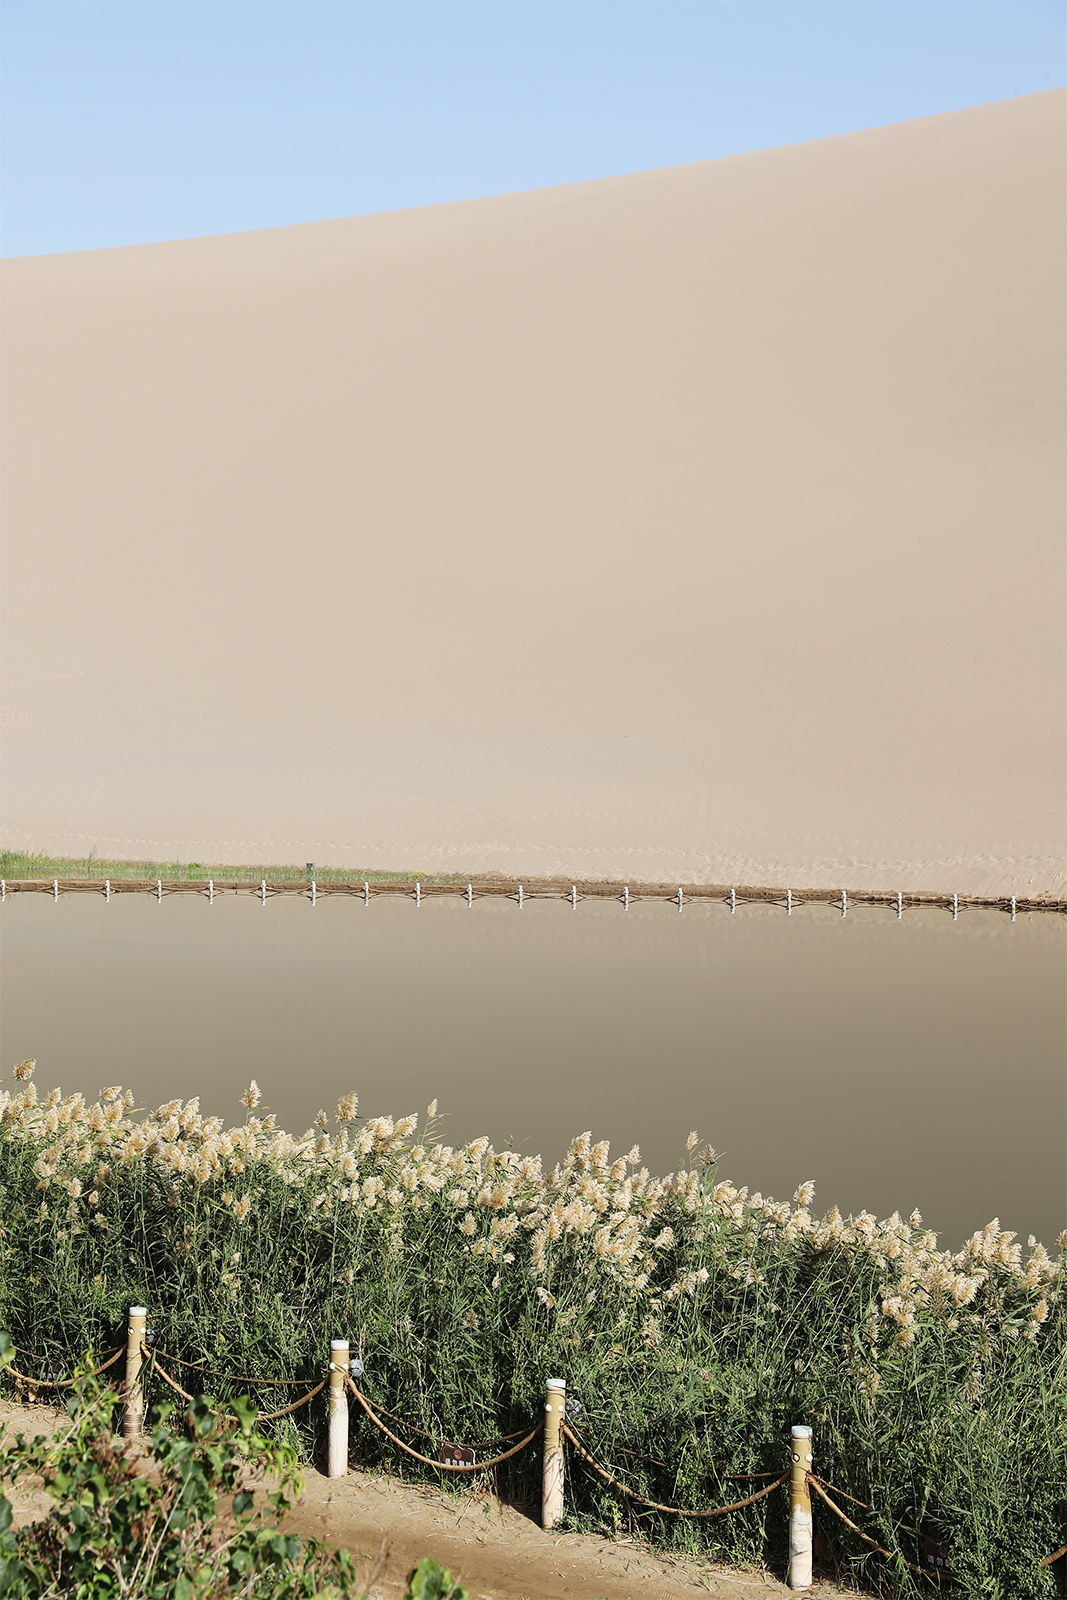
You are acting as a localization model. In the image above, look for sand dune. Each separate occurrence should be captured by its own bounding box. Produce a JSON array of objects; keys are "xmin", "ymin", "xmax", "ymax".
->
[{"xmin": 2, "ymin": 92, "xmax": 1063, "ymax": 895}]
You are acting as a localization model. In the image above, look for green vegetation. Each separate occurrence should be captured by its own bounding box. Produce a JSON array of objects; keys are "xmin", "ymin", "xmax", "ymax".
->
[
  {"xmin": 0, "ymin": 850, "xmax": 456, "ymax": 885},
  {"xmin": 1, "ymin": 1065, "xmax": 1063, "ymax": 1596},
  {"xmin": 0, "ymin": 1337, "xmax": 469, "ymax": 1599},
  {"xmin": 0, "ymin": 1343, "xmax": 366, "ymax": 1598}
]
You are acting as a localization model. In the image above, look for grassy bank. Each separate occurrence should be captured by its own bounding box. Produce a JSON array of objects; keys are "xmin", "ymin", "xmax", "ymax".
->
[
  {"xmin": 0, "ymin": 850, "xmax": 450, "ymax": 885},
  {"xmin": 1, "ymin": 1063, "xmax": 1063, "ymax": 1595}
]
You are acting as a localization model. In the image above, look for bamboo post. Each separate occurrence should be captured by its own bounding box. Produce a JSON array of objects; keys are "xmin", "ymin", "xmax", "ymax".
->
[
  {"xmin": 952, "ymin": 893, "xmax": 958, "ymax": 921},
  {"xmin": 156, "ymin": 879, "xmax": 162, "ymax": 903},
  {"xmin": 897, "ymin": 891, "xmax": 903, "ymax": 919},
  {"xmin": 328, "ymin": 1339, "xmax": 349, "ymax": 1478},
  {"xmin": 466, "ymin": 882, "xmax": 472, "ymax": 907},
  {"xmin": 841, "ymin": 889, "xmax": 847, "ymax": 918},
  {"xmin": 1011, "ymin": 895, "xmax": 1017, "ymax": 922},
  {"xmin": 730, "ymin": 886, "xmax": 736, "ymax": 913},
  {"xmin": 570, "ymin": 884, "xmax": 577, "ymax": 909},
  {"xmin": 787, "ymin": 889, "xmax": 792, "ymax": 916},
  {"xmin": 518, "ymin": 883, "xmax": 523, "ymax": 909},
  {"xmin": 123, "ymin": 1306, "xmax": 147, "ymax": 1438},
  {"xmin": 208, "ymin": 879, "xmax": 214, "ymax": 904},
  {"xmin": 363, "ymin": 881, "xmax": 369, "ymax": 905},
  {"xmin": 623, "ymin": 885, "xmax": 629, "ymax": 910},
  {"xmin": 260, "ymin": 879, "xmax": 266, "ymax": 905},
  {"xmin": 788, "ymin": 1423, "xmax": 813, "ymax": 1589},
  {"xmin": 104, "ymin": 879, "xmax": 111, "ymax": 902},
  {"xmin": 415, "ymin": 880, "xmax": 421, "ymax": 907},
  {"xmin": 1, "ymin": 880, "xmax": 5, "ymax": 902},
  {"xmin": 310, "ymin": 876, "xmax": 316, "ymax": 907},
  {"xmin": 542, "ymin": 1378, "xmax": 566, "ymax": 1530},
  {"xmin": 53, "ymin": 879, "xmax": 59, "ymax": 902},
  {"xmin": 676, "ymin": 887, "xmax": 683, "ymax": 911}
]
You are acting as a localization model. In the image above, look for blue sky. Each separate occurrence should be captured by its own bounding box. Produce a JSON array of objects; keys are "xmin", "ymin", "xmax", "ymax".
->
[{"xmin": 2, "ymin": 0, "xmax": 1063, "ymax": 258}]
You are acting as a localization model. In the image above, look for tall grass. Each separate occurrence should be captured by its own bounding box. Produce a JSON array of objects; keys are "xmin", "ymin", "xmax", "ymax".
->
[{"xmin": 1, "ymin": 1063, "xmax": 1063, "ymax": 1595}]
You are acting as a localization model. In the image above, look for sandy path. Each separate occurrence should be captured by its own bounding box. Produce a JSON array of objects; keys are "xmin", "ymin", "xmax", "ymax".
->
[
  {"xmin": 2, "ymin": 92, "xmax": 1063, "ymax": 897},
  {"xmin": 2, "ymin": 1399, "xmax": 853, "ymax": 1598}
]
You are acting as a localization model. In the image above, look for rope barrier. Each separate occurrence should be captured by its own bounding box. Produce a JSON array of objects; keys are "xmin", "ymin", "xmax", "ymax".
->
[
  {"xmin": 146, "ymin": 1350, "xmax": 194, "ymax": 1403},
  {"xmin": 5, "ymin": 1347, "xmax": 125, "ymax": 1389},
  {"xmin": 561, "ymin": 1426, "xmax": 787, "ymax": 1518},
  {"xmin": 806, "ymin": 1475, "xmax": 924, "ymax": 1576},
  {"xmin": 330, "ymin": 1383, "xmax": 534, "ymax": 1450},
  {"xmin": 343, "ymin": 1375, "xmax": 542, "ymax": 1473},
  {"xmin": 141, "ymin": 1346, "xmax": 325, "ymax": 1422},
  {"xmin": 607, "ymin": 1442, "xmax": 779, "ymax": 1481},
  {"xmin": 809, "ymin": 1473, "xmax": 921, "ymax": 1538},
  {"xmin": 1040, "ymin": 1545, "xmax": 1067, "ymax": 1568},
  {"xmin": 140, "ymin": 1348, "xmax": 320, "ymax": 1386},
  {"xmin": 252, "ymin": 1380, "xmax": 326, "ymax": 1421}
]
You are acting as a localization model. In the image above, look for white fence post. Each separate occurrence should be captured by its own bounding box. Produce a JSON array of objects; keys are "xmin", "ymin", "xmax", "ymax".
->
[
  {"xmin": 328, "ymin": 1339, "xmax": 349, "ymax": 1478},
  {"xmin": 542, "ymin": 1377, "xmax": 566, "ymax": 1530},
  {"xmin": 788, "ymin": 1423, "xmax": 813, "ymax": 1589},
  {"xmin": 123, "ymin": 1306, "xmax": 148, "ymax": 1437}
]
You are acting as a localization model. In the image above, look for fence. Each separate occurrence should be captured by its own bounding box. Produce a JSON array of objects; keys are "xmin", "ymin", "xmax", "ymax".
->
[
  {"xmin": 2, "ymin": 875, "xmax": 1062, "ymax": 918},
  {"xmin": 6, "ymin": 1307, "xmax": 1062, "ymax": 1589}
]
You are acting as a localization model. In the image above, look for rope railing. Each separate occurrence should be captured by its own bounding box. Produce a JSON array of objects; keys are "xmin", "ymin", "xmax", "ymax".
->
[
  {"xmin": 329, "ymin": 1383, "xmax": 534, "ymax": 1450},
  {"xmin": 5, "ymin": 1345, "xmax": 125, "ymax": 1389},
  {"xmin": 807, "ymin": 1472, "xmax": 922, "ymax": 1537},
  {"xmin": 341, "ymin": 1372, "xmax": 542, "ymax": 1474},
  {"xmin": 561, "ymin": 1424, "xmax": 787, "ymax": 1518},
  {"xmin": 142, "ymin": 1345, "xmax": 327, "ymax": 1423},
  {"xmin": 806, "ymin": 1475, "xmax": 925, "ymax": 1577},
  {"xmin": 140, "ymin": 1346, "xmax": 322, "ymax": 1386},
  {"xmin": 10, "ymin": 1310, "xmax": 1033, "ymax": 1590}
]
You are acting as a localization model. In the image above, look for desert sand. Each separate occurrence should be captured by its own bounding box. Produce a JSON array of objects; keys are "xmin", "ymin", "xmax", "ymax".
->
[{"xmin": 1, "ymin": 92, "xmax": 1063, "ymax": 896}]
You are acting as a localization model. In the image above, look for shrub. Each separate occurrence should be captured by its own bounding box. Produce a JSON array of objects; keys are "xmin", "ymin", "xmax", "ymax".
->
[{"xmin": 0, "ymin": 1348, "xmax": 361, "ymax": 1598}]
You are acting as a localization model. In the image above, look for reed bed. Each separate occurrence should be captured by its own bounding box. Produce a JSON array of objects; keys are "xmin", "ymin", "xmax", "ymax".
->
[{"xmin": 1, "ymin": 1061, "xmax": 1063, "ymax": 1595}]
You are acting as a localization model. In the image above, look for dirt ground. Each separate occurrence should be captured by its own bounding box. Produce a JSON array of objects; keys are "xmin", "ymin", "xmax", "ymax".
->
[{"xmin": 1, "ymin": 1399, "xmax": 856, "ymax": 1599}]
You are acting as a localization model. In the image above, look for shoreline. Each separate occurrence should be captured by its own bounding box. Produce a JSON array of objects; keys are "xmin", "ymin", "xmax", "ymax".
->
[{"xmin": 3, "ymin": 869, "xmax": 1064, "ymax": 915}]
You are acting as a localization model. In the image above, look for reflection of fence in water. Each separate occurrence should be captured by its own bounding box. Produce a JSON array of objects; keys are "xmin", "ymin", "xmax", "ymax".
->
[{"xmin": 2, "ymin": 875, "xmax": 1062, "ymax": 919}]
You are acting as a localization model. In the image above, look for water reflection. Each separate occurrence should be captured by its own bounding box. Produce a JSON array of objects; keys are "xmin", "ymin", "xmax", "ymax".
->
[{"xmin": 1, "ymin": 892, "xmax": 1062, "ymax": 1249}]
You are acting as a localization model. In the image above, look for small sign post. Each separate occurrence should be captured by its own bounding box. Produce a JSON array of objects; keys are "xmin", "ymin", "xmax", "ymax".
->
[{"xmin": 922, "ymin": 1538, "xmax": 956, "ymax": 1578}]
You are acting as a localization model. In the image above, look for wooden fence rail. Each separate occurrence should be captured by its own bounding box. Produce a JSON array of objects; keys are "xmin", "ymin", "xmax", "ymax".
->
[{"xmin": 1, "ymin": 876, "xmax": 1063, "ymax": 915}]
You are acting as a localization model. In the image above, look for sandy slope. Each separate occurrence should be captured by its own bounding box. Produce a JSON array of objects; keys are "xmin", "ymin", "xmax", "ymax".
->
[{"xmin": 2, "ymin": 93, "xmax": 1063, "ymax": 896}]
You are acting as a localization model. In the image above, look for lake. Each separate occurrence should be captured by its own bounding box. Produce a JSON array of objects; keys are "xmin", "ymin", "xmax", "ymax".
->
[{"xmin": 1, "ymin": 889, "xmax": 1062, "ymax": 1249}]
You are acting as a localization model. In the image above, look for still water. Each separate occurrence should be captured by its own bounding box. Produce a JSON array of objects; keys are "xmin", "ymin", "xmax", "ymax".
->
[{"xmin": 1, "ymin": 891, "xmax": 1063, "ymax": 1249}]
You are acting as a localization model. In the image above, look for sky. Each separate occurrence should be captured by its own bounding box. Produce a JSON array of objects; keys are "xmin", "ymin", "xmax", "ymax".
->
[{"xmin": 2, "ymin": 0, "xmax": 1064, "ymax": 259}]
